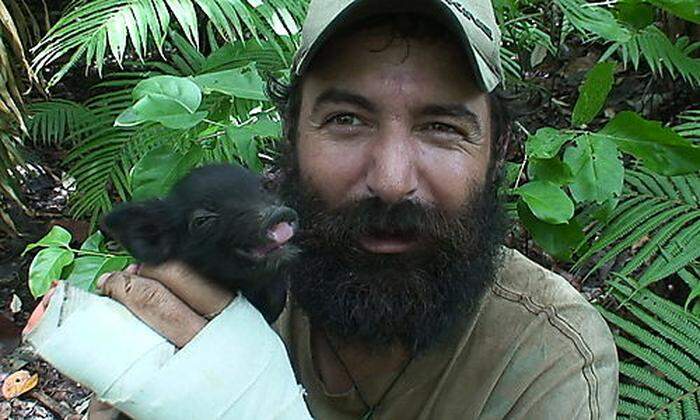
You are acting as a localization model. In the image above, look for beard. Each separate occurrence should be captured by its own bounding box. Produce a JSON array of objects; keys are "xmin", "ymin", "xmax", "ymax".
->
[{"xmin": 277, "ymin": 154, "xmax": 507, "ymax": 354}]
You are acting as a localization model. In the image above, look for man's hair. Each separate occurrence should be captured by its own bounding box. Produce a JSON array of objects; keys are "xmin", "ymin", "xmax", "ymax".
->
[{"xmin": 267, "ymin": 13, "xmax": 511, "ymax": 161}]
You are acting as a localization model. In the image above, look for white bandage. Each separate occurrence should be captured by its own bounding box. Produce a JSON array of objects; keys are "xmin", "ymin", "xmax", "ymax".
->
[{"xmin": 24, "ymin": 282, "xmax": 312, "ymax": 420}]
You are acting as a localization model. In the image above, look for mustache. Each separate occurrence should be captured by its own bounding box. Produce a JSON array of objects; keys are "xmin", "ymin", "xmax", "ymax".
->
[{"xmin": 297, "ymin": 195, "xmax": 470, "ymax": 251}]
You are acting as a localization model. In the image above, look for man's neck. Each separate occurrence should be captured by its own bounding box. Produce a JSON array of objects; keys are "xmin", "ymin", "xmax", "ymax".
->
[{"xmin": 310, "ymin": 326, "xmax": 411, "ymax": 396}]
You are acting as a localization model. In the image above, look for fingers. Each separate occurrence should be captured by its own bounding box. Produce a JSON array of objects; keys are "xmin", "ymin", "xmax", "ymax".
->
[
  {"xmin": 22, "ymin": 285, "xmax": 57, "ymax": 335},
  {"xmin": 97, "ymin": 272, "xmax": 206, "ymax": 348},
  {"xmin": 137, "ymin": 261, "xmax": 234, "ymax": 319},
  {"xmin": 87, "ymin": 398, "xmax": 126, "ymax": 420}
]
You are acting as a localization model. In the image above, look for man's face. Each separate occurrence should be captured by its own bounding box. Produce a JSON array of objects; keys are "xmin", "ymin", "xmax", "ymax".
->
[
  {"xmin": 297, "ymin": 28, "xmax": 492, "ymax": 233},
  {"xmin": 281, "ymin": 23, "xmax": 504, "ymax": 353}
]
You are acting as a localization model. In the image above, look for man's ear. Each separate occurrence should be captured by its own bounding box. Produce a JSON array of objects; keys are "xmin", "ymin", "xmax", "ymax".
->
[{"xmin": 101, "ymin": 200, "xmax": 178, "ymax": 264}]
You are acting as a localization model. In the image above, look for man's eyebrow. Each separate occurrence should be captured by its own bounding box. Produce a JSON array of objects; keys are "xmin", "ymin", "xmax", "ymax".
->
[
  {"xmin": 420, "ymin": 104, "xmax": 481, "ymax": 125},
  {"xmin": 311, "ymin": 88, "xmax": 378, "ymax": 114}
]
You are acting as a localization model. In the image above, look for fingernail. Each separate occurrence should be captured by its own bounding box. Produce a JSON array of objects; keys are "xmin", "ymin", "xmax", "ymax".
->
[{"xmin": 125, "ymin": 264, "xmax": 141, "ymax": 274}]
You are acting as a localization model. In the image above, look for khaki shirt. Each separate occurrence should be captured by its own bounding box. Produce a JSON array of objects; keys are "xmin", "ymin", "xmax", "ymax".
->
[{"xmin": 274, "ymin": 248, "xmax": 619, "ymax": 419}]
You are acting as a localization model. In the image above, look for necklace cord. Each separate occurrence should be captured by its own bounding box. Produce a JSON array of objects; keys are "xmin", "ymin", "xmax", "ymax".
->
[{"xmin": 323, "ymin": 331, "xmax": 414, "ymax": 419}]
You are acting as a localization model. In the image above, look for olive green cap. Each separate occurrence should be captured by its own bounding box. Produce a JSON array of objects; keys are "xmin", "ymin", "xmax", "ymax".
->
[{"xmin": 293, "ymin": 0, "xmax": 503, "ymax": 92}]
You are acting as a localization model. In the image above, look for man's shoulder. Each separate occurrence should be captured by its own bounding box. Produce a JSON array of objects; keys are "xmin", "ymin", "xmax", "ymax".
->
[
  {"xmin": 464, "ymin": 247, "xmax": 619, "ymax": 418},
  {"xmin": 484, "ymin": 247, "xmax": 614, "ymax": 350}
]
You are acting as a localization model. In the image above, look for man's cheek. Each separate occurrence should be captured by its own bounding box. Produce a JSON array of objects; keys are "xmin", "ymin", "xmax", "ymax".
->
[{"xmin": 298, "ymin": 144, "xmax": 368, "ymax": 209}]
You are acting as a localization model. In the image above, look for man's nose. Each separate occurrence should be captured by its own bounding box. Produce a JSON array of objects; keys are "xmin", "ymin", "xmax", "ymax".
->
[{"xmin": 365, "ymin": 128, "xmax": 418, "ymax": 204}]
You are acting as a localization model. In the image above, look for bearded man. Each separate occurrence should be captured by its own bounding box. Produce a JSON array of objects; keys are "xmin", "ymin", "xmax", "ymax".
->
[{"xmin": 90, "ymin": 0, "xmax": 619, "ymax": 418}]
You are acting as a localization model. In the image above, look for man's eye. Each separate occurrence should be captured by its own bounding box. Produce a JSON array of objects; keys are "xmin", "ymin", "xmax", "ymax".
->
[
  {"xmin": 327, "ymin": 113, "xmax": 363, "ymax": 126},
  {"xmin": 426, "ymin": 122, "xmax": 459, "ymax": 134}
]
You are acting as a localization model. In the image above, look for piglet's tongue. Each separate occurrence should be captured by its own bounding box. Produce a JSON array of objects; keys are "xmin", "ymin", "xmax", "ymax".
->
[{"xmin": 268, "ymin": 222, "xmax": 295, "ymax": 245}]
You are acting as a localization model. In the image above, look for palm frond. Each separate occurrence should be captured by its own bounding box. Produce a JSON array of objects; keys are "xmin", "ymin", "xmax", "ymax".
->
[
  {"xmin": 603, "ymin": 26, "xmax": 700, "ymax": 86},
  {"xmin": 597, "ymin": 277, "xmax": 700, "ymax": 419},
  {"xmin": 0, "ymin": 0, "xmax": 45, "ymax": 234},
  {"xmin": 26, "ymin": 100, "xmax": 95, "ymax": 146},
  {"xmin": 31, "ymin": 0, "xmax": 307, "ymax": 87},
  {"xmin": 575, "ymin": 168, "xmax": 700, "ymax": 290},
  {"xmin": 554, "ymin": 0, "xmax": 630, "ymax": 43}
]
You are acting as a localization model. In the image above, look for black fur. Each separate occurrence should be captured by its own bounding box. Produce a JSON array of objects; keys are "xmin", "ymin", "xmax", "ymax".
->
[{"xmin": 101, "ymin": 164, "xmax": 299, "ymax": 323}]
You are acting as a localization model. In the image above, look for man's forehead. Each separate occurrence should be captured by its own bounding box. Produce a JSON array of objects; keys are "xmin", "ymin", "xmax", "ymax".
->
[{"xmin": 302, "ymin": 27, "xmax": 483, "ymax": 107}]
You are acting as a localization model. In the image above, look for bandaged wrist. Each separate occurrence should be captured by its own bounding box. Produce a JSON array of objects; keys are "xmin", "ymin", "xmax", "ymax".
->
[{"xmin": 24, "ymin": 282, "xmax": 312, "ymax": 420}]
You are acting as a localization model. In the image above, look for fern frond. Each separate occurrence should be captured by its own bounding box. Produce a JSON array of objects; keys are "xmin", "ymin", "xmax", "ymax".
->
[
  {"xmin": 576, "ymin": 168, "xmax": 700, "ymax": 288},
  {"xmin": 675, "ymin": 109, "xmax": 700, "ymax": 142},
  {"xmin": 599, "ymin": 278, "xmax": 700, "ymax": 418}
]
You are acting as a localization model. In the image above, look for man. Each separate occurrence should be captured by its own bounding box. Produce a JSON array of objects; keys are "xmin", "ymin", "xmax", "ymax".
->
[{"xmin": 91, "ymin": 0, "xmax": 619, "ymax": 418}]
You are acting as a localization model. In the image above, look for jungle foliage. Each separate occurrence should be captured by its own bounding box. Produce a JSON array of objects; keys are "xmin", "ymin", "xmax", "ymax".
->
[{"xmin": 4, "ymin": 0, "xmax": 700, "ymax": 417}]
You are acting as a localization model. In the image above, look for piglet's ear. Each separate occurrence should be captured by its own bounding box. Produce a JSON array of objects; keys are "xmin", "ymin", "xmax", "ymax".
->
[{"xmin": 101, "ymin": 200, "xmax": 177, "ymax": 264}]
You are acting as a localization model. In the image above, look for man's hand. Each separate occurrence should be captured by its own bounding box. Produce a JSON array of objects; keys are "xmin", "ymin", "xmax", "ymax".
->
[{"xmin": 86, "ymin": 262, "xmax": 235, "ymax": 419}]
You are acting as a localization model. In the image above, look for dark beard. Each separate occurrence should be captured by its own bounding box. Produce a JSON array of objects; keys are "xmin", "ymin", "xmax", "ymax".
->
[{"xmin": 277, "ymin": 158, "xmax": 507, "ymax": 354}]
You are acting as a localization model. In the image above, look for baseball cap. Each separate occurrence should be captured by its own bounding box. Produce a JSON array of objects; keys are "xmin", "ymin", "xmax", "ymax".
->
[{"xmin": 293, "ymin": 0, "xmax": 503, "ymax": 92}]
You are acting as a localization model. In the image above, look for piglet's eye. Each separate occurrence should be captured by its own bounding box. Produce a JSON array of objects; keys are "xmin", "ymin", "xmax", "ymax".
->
[{"xmin": 189, "ymin": 209, "xmax": 219, "ymax": 231}]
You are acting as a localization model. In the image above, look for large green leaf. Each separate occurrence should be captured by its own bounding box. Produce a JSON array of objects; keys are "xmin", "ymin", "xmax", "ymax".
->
[
  {"xmin": 116, "ymin": 75, "xmax": 207, "ymax": 129},
  {"xmin": 644, "ymin": 0, "xmax": 700, "ymax": 24},
  {"xmin": 528, "ymin": 157, "xmax": 573, "ymax": 186},
  {"xmin": 81, "ymin": 231, "xmax": 107, "ymax": 252},
  {"xmin": 515, "ymin": 180, "xmax": 575, "ymax": 224},
  {"xmin": 130, "ymin": 144, "xmax": 203, "ymax": 200},
  {"xmin": 517, "ymin": 201, "xmax": 585, "ymax": 261},
  {"xmin": 132, "ymin": 76, "xmax": 202, "ymax": 112},
  {"xmin": 525, "ymin": 128, "xmax": 574, "ymax": 159},
  {"xmin": 571, "ymin": 62, "xmax": 616, "ymax": 127},
  {"xmin": 64, "ymin": 255, "xmax": 130, "ymax": 291},
  {"xmin": 23, "ymin": 226, "xmax": 72, "ymax": 255},
  {"xmin": 193, "ymin": 64, "xmax": 268, "ymax": 100},
  {"xmin": 598, "ymin": 111, "xmax": 700, "ymax": 175},
  {"xmin": 564, "ymin": 134, "xmax": 624, "ymax": 203},
  {"xmin": 29, "ymin": 248, "xmax": 75, "ymax": 297}
]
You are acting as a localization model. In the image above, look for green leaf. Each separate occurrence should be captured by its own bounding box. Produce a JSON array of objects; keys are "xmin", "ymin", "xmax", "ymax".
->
[
  {"xmin": 528, "ymin": 157, "xmax": 573, "ymax": 185},
  {"xmin": 193, "ymin": 64, "xmax": 268, "ymax": 101},
  {"xmin": 81, "ymin": 231, "xmax": 106, "ymax": 252},
  {"xmin": 28, "ymin": 248, "xmax": 75, "ymax": 297},
  {"xmin": 517, "ymin": 201, "xmax": 584, "ymax": 260},
  {"xmin": 115, "ymin": 76, "xmax": 207, "ymax": 129},
  {"xmin": 526, "ymin": 128, "xmax": 575, "ymax": 159},
  {"xmin": 23, "ymin": 226, "xmax": 73, "ymax": 255},
  {"xmin": 564, "ymin": 134, "xmax": 624, "ymax": 203},
  {"xmin": 555, "ymin": 0, "xmax": 631, "ymax": 42},
  {"xmin": 515, "ymin": 181, "xmax": 575, "ymax": 224},
  {"xmin": 131, "ymin": 144, "xmax": 204, "ymax": 201},
  {"xmin": 598, "ymin": 111, "xmax": 700, "ymax": 175},
  {"xmin": 572, "ymin": 62, "xmax": 616, "ymax": 127},
  {"xmin": 643, "ymin": 0, "xmax": 700, "ymax": 24},
  {"xmin": 133, "ymin": 76, "xmax": 202, "ymax": 113},
  {"xmin": 225, "ymin": 115, "xmax": 281, "ymax": 172},
  {"xmin": 64, "ymin": 256, "xmax": 130, "ymax": 291},
  {"xmin": 615, "ymin": 0, "xmax": 656, "ymax": 29}
]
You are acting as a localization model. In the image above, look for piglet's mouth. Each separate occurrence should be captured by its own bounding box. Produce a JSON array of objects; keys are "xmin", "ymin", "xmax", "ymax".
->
[
  {"xmin": 255, "ymin": 221, "xmax": 296, "ymax": 255},
  {"xmin": 237, "ymin": 207, "xmax": 298, "ymax": 262}
]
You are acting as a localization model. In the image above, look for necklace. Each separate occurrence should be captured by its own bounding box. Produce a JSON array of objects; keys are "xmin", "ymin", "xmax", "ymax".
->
[{"xmin": 323, "ymin": 332, "xmax": 414, "ymax": 420}]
